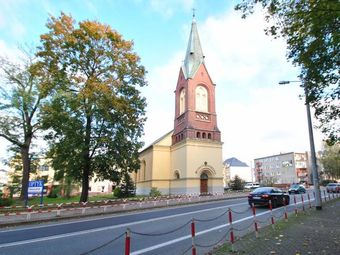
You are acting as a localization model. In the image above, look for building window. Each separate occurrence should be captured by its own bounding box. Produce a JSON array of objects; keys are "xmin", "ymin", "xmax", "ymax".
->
[
  {"xmin": 195, "ymin": 86, "xmax": 208, "ymax": 112},
  {"xmin": 208, "ymin": 133, "xmax": 211, "ymax": 139},
  {"xmin": 202, "ymin": 132, "xmax": 206, "ymax": 138},
  {"xmin": 179, "ymin": 89, "xmax": 185, "ymax": 115},
  {"xmin": 174, "ymin": 171, "xmax": 180, "ymax": 179},
  {"xmin": 197, "ymin": 132, "xmax": 201, "ymax": 138}
]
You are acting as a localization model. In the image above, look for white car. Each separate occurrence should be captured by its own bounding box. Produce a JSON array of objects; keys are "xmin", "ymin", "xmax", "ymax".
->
[{"xmin": 244, "ymin": 182, "xmax": 260, "ymax": 189}]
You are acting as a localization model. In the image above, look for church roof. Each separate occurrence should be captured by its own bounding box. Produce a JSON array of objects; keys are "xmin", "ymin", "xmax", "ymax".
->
[
  {"xmin": 223, "ymin": 157, "xmax": 249, "ymax": 167},
  {"xmin": 182, "ymin": 17, "xmax": 205, "ymax": 79}
]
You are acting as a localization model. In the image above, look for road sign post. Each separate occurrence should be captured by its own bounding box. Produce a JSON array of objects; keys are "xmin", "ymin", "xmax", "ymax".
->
[{"xmin": 27, "ymin": 180, "xmax": 44, "ymax": 207}]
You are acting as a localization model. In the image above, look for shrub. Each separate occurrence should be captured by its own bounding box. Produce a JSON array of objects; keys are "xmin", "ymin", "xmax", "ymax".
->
[
  {"xmin": 0, "ymin": 198, "xmax": 13, "ymax": 206},
  {"xmin": 47, "ymin": 186, "xmax": 61, "ymax": 198},
  {"xmin": 113, "ymin": 187, "xmax": 123, "ymax": 198},
  {"xmin": 230, "ymin": 175, "xmax": 245, "ymax": 190},
  {"xmin": 149, "ymin": 187, "xmax": 161, "ymax": 197}
]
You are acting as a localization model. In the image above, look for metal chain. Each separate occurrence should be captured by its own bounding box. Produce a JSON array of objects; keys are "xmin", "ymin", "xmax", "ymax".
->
[
  {"xmin": 130, "ymin": 219, "xmax": 192, "ymax": 236},
  {"xmin": 179, "ymin": 245, "xmax": 193, "ymax": 255},
  {"xmin": 233, "ymin": 220, "xmax": 254, "ymax": 232},
  {"xmin": 79, "ymin": 231, "xmax": 125, "ymax": 255},
  {"xmin": 194, "ymin": 210, "xmax": 228, "ymax": 222},
  {"xmin": 195, "ymin": 229, "xmax": 230, "ymax": 248},
  {"xmin": 230, "ymin": 207, "xmax": 252, "ymax": 214}
]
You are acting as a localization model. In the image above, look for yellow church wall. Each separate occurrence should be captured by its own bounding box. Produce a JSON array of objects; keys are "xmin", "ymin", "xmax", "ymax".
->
[{"xmin": 151, "ymin": 145, "xmax": 171, "ymax": 180}]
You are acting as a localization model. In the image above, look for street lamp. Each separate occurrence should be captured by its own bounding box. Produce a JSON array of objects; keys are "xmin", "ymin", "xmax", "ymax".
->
[{"xmin": 279, "ymin": 80, "xmax": 322, "ymax": 210}]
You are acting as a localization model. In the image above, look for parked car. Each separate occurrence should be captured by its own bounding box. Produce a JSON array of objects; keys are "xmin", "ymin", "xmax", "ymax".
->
[
  {"xmin": 326, "ymin": 183, "xmax": 340, "ymax": 193},
  {"xmin": 248, "ymin": 187, "xmax": 290, "ymax": 208},
  {"xmin": 244, "ymin": 182, "xmax": 260, "ymax": 189},
  {"xmin": 288, "ymin": 184, "xmax": 306, "ymax": 194}
]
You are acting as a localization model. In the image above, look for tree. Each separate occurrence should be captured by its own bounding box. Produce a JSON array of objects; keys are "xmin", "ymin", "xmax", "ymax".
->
[
  {"xmin": 235, "ymin": 0, "xmax": 340, "ymax": 144},
  {"xmin": 37, "ymin": 13, "xmax": 147, "ymax": 202},
  {"xmin": 320, "ymin": 143, "xmax": 340, "ymax": 180},
  {"xmin": 230, "ymin": 175, "xmax": 245, "ymax": 190},
  {"xmin": 0, "ymin": 54, "xmax": 49, "ymax": 200}
]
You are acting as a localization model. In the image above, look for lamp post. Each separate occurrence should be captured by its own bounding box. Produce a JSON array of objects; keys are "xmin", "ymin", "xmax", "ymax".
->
[{"xmin": 279, "ymin": 80, "xmax": 322, "ymax": 210}]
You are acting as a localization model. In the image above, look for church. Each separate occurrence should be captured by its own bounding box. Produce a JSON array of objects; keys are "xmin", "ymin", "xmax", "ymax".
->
[{"xmin": 133, "ymin": 16, "xmax": 224, "ymax": 195}]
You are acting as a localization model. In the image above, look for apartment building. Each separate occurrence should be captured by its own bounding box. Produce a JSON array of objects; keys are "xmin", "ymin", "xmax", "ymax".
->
[{"xmin": 254, "ymin": 152, "xmax": 309, "ymax": 185}]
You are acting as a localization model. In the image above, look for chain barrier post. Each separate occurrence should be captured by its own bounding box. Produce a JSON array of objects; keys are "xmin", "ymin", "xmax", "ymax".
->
[
  {"xmin": 26, "ymin": 205, "xmax": 33, "ymax": 221},
  {"xmin": 228, "ymin": 208, "xmax": 235, "ymax": 251},
  {"xmin": 57, "ymin": 203, "xmax": 63, "ymax": 217},
  {"xmin": 269, "ymin": 200, "xmax": 275, "ymax": 229},
  {"xmin": 328, "ymin": 190, "xmax": 331, "ymax": 201},
  {"xmin": 307, "ymin": 193, "xmax": 311, "ymax": 209},
  {"xmin": 323, "ymin": 190, "xmax": 327, "ymax": 202},
  {"xmin": 294, "ymin": 195, "xmax": 298, "ymax": 216},
  {"xmin": 191, "ymin": 218, "xmax": 196, "ymax": 255},
  {"xmin": 301, "ymin": 194, "xmax": 305, "ymax": 213},
  {"xmin": 251, "ymin": 203, "xmax": 259, "ymax": 238},
  {"xmin": 283, "ymin": 197, "xmax": 288, "ymax": 222},
  {"xmin": 125, "ymin": 228, "xmax": 131, "ymax": 255}
]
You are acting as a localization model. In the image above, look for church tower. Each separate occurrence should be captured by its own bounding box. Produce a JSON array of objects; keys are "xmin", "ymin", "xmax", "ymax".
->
[
  {"xmin": 172, "ymin": 17, "xmax": 221, "ymax": 144},
  {"xmin": 170, "ymin": 16, "xmax": 223, "ymax": 194}
]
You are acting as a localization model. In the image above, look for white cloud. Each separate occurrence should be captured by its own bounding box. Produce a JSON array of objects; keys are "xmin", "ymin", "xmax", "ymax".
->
[{"xmin": 141, "ymin": 7, "xmax": 325, "ymax": 163}]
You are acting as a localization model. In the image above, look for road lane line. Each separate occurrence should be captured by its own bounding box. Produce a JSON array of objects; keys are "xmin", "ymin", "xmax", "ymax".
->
[
  {"xmin": 0, "ymin": 198, "xmax": 246, "ymax": 233},
  {"xmin": 0, "ymin": 202, "xmax": 246, "ymax": 248}
]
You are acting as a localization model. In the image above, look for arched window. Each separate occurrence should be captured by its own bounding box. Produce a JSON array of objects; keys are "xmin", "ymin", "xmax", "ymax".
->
[
  {"xmin": 195, "ymin": 86, "xmax": 208, "ymax": 112},
  {"xmin": 196, "ymin": 132, "xmax": 201, "ymax": 138},
  {"xmin": 208, "ymin": 133, "xmax": 212, "ymax": 139},
  {"xmin": 174, "ymin": 171, "xmax": 180, "ymax": 179},
  {"xmin": 179, "ymin": 89, "xmax": 185, "ymax": 115},
  {"xmin": 202, "ymin": 132, "xmax": 206, "ymax": 139},
  {"xmin": 200, "ymin": 172, "xmax": 208, "ymax": 179}
]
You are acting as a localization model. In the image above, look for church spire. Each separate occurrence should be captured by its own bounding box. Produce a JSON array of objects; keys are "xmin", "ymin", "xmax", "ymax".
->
[{"xmin": 182, "ymin": 14, "xmax": 205, "ymax": 79}]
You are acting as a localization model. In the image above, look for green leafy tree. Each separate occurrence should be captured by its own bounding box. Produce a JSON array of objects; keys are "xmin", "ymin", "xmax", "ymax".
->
[
  {"xmin": 37, "ymin": 13, "xmax": 147, "ymax": 202},
  {"xmin": 230, "ymin": 175, "xmax": 245, "ymax": 190},
  {"xmin": 0, "ymin": 54, "xmax": 49, "ymax": 200},
  {"xmin": 320, "ymin": 143, "xmax": 340, "ymax": 180},
  {"xmin": 235, "ymin": 0, "xmax": 339, "ymax": 144}
]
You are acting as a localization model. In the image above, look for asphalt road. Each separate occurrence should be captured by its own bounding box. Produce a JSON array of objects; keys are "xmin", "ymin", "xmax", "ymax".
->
[{"xmin": 0, "ymin": 192, "xmax": 315, "ymax": 255}]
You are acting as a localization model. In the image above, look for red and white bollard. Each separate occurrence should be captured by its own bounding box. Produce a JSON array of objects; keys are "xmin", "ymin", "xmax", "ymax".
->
[
  {"xmin": 26, "ymin": 205, "xmax": 34, "ymax": 221},
  {"xmin": 283, "ymin": 197, "xmax": 288, "ymax": 222},
  {"xmin": 228, "ymin": 208, "xmax": 235, "ymax": 251},
  {"xmin": 191, "ymin": 218, "xmax": 196, "ymax": 255},
  {"xmin": 125, "ymin": 228, "xmax": 131, "ymax": 255},
  {"xmin": 294, "ymin": 195, "xmax": 298, "ymax": 216},
  {"xmin": 252, "ymin": 203, "xmax": 259, "ymax": 238},
  {"xmin": 269, "ymin": 200, "xmax": 275, "ymax": 229},
  {"xmin": 323, "ymin": 190, "xmax": 327, "ymax": 202},
  {"xmin": 56, "ymin": 203, "xmax": 63, "ymax": 217},
  {"xmin": 301, "ymin": 194, "xmax": 305, "ymax": 212}
]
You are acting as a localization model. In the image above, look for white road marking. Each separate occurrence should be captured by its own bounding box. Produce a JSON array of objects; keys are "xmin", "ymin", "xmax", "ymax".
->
[{"xmin": 0, "ymin": 201, "xmax": 246, "ymax": 248}]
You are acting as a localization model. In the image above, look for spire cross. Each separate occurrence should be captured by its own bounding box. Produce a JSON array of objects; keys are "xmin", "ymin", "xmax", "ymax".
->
[{"xmin": 192, "ymin": 8, "xmax": 196, "ymax": 18}]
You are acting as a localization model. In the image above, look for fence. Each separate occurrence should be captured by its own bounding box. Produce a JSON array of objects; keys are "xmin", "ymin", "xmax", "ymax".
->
[{"xmin": 1, "ymin": 191, "xmax": 339, "ymax": 254}]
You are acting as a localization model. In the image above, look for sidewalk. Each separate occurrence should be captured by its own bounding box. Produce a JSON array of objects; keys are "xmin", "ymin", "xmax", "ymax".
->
[{"xmin": 211, "ymin": 198, "xmax": 340, "ymax": 254}]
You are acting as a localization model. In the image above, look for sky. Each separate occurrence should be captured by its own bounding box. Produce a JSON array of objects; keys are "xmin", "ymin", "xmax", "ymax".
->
[{"xmin": 0, "ymin": 0, "xmax": 325, "ymax": 170}]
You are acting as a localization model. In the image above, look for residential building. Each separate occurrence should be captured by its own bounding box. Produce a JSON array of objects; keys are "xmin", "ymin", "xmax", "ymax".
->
[
  {"xmin": 254, "ymin": 152, "xmax": 309, "ymax": 185},
  {"xmin": 223, "ymin": 157, "xmax": 252, "ymax": 187},
  {"xmin": 0, "ymin": 169, "xmax": 8, "ymax": 191}
]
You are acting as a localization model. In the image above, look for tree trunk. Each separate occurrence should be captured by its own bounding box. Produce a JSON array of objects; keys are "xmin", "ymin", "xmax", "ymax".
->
[
  {"xmin": 20, "ymin": 146, "xmax": 30, "ymax": 200},
  {"xmin": 80, "ymin": 165, "xmax": 90, "ymax": 202},
  {"xmin": 80, "ymin": 114, "xmax": 92, "ymax": 203}
]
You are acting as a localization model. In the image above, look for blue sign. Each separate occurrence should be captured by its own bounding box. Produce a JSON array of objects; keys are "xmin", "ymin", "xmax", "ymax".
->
[{"xmin": 28, "ymin": 180, "xmax": 44, "ymax": 194}]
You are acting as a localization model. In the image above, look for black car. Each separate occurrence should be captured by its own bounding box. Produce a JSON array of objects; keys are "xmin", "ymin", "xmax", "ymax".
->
[
  {"xmin": 288, "ymin": 184, "xmax": 306, "ymax": 194},
  {"xmin": 248, "ymin": 187, "xmax": 290, "ymax": 208}
]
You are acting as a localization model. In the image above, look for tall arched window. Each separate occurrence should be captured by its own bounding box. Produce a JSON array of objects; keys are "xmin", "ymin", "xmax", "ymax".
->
[
  {"xmin": 179, "ymin": 89, "xmax": 186, "ymax": 115},
  {"xmin": 195, "ymin": 86, "xmax": 208, "ymax": 112}
]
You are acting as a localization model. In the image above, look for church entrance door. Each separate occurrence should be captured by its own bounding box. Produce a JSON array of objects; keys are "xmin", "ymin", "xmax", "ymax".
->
[{"xmin": 200, "ymin": 172, "xmax": 208, "ymax": 194}]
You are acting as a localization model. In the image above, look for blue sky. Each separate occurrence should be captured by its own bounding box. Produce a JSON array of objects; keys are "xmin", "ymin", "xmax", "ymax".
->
[{"xmin": 0, "ymin": 0, "xmax": 324, "ymax": 169}]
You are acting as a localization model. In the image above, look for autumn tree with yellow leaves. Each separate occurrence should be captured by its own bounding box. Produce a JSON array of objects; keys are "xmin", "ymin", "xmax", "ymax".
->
[{"xmin": 38, "ymin": 13, "xmax": 147, "ymax": 202}]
